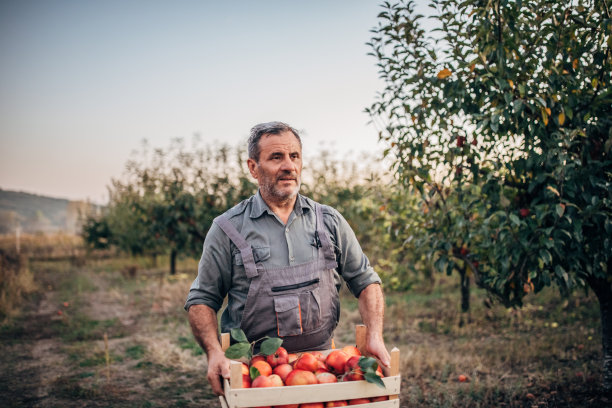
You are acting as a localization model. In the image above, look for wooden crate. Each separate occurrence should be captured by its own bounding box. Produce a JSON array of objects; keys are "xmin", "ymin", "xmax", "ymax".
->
[{"xmin": 219, "ymin": 325, "xmax": 401, "ymax": 407}]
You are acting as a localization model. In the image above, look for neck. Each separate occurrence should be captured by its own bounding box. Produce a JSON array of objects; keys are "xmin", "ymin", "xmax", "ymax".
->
[{"xmin": 261, "ymin": 193, "xmax": 297, "ymax": 224}]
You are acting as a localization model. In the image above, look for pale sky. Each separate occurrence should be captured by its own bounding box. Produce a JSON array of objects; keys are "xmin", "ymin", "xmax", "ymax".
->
[{"xmin": 0, "ymin": 0, "xmax": 427, "ymax": 204}]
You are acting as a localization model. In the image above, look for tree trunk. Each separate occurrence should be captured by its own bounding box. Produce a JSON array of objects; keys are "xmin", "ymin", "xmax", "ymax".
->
[
  {"xmin": 587, "ymin": 274, "xmax": 612, "ymax": 392},
  {"xmin": 460, "ymin": 267, "xmax": 470, "ymax": 313},
  {"xmin": 459, "ymin": 266, "xmax": 471, "ymax": 327},
  {"xmin": 170, "ymin": 249, "xmax": 177, "ymax": 275}
]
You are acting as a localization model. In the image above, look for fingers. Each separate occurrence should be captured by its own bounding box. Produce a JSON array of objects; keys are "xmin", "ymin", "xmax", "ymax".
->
[{"xmin": 208, "ymin": 372, "xmax": 225, "ymax": 396}]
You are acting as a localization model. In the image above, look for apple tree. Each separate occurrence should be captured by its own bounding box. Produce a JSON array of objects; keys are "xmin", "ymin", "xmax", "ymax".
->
[{"xmin": 367, "ymin": 0, "xmax": 612, "ymax": 388}]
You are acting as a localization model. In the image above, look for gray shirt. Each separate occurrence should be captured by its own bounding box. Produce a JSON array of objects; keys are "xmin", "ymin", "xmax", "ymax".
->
[{"xmin": 184, "ymin": 191, "xmax": 381, "ymax": 332}]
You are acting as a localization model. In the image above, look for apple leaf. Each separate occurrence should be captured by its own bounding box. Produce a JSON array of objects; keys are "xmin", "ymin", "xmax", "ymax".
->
[
  {"xmin": 259, "ymin": 337, "xmax": 283, "ymax": 356},
  {"xmin": 224, "ymin": 342, "xmax": 251, "ymax": 360},
  {"xmin": 250, "ymin": 366, "xmax": 261, "ymax": 380},
  {"xmin": 358, "ymin": 356, "xmax": 378, "ymax": 371},
  {"xmin": 230, "ymin": 328, "xmax": 248, "ymax": 343},
  {"xmin": 364, "ymin": 372, "xmax": 386, "ymax": 389}
]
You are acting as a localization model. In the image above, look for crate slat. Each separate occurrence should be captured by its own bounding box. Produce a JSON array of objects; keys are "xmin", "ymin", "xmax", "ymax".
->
[{"xmin": 224, "ymin": 375, "xmax": 400, "ymax": 407}]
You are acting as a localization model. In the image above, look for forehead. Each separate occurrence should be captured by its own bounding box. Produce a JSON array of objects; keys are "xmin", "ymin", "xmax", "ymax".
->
[{"xmin": 258, "ymin": 130, "xmax": 302, "ymax": 154}]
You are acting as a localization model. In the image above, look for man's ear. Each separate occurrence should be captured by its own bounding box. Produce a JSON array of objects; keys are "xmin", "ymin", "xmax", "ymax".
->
[{"xmin": 247, "ymin": 158, "xmax": 258, "ymax": 179}]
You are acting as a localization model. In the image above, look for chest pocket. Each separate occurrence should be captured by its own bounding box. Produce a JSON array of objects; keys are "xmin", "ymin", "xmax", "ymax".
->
[{"xmin": 233, "ymin": 246, "xmax": 270, "ymax": 266}]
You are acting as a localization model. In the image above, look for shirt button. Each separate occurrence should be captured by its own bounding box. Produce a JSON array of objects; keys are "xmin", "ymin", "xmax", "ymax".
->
[{"xmin": 290, "ymin": 256, "xmax": 295, "ymax": 262}]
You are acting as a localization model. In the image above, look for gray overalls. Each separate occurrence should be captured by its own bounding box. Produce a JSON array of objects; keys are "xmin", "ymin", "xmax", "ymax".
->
[{"xmin": 214, "ymin": 203, "xmax": 340, "ymax": 352}]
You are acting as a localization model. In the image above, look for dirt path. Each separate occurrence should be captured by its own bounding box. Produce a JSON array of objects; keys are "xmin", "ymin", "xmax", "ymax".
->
[{"xmin": 0, "ymin": 261, "xmax": 219, "ymax": 407}]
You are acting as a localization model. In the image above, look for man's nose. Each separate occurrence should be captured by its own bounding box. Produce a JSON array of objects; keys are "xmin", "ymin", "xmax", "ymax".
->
[{"xmin": 279, "ymin": 155, "xmax": 295, "ymax": 171}]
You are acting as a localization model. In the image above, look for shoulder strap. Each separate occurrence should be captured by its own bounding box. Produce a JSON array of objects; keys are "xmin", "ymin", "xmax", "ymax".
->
[
  {"xmin": 213, "ymin": 215, "xmax": 259, "ymax": 278},
  {"xmin": 315, "ymin": 204, "xmax": 339, "ymax": 270}
]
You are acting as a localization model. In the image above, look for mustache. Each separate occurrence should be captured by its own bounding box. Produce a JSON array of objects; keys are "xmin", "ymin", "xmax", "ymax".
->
[{"xmin": 277, "ymin": 171, "xmax": 298, "ymax": 180}]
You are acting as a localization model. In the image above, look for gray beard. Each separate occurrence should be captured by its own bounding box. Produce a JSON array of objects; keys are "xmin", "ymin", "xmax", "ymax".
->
[{"xmin": 261, "ymin": 179, "xmax": 301, "ymax": 205}]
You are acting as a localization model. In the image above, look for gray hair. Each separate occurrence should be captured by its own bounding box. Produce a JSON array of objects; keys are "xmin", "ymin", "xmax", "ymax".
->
[{"xmin": 248, "ymin": 122, "xmax": 302, "ymax": 162}]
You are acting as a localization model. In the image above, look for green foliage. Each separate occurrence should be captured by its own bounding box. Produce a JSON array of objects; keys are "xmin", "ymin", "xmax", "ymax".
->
[
  {"xmin": 224, "ymin": 327, "xmax": 283, "ymax": 362},
  {"xmin": 368, "ymin": 0, "xmax": 612, "ymax": 389},
  {"xmin": 82, "ymin": 137, "xmax": 257, "ymax": 273},
  {"xmin": 368, "ymin": 0, "xmax": 611, "ymax": 304}
]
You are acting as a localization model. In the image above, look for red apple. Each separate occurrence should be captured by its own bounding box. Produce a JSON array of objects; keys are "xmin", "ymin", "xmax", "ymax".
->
[
  {"xmin": 315, "ymin": 371, "xmax": 338, "ymax": 384},
  {"xmin": 344, "ymin": 356, "xmax": 364, "ymax": 381},
  {"xmin": 341, "ymin": 345, "xmax": 361, "ymax": 358},
  {"xmin": 348, "ymin": 398, "xmax": 371, "ymax": 405},
  {"xmin": 267, "ymin": 346, "xmax": 289, "ymax": 368},
  {"xmin": 242, "ymin": 374, "xmax": 251, "ymax": 388},
  {"xmin": 300, "ymin": 404, "xmax": 324, "ymax": 408},
  {"xmin": 252, "ymin": 375, "xmax": 274, "ymax": 388},
  {"xmin": 273, "ymin": 363, "xmax": 293, "ymax": 382},
  {"xmin": 295, "ymin": 352, "xmax": 319, "ymax": 372},
  {"xmin": 251, "ymin": 355, "xmax": 266, "ymax": 365},
  {"xmin": 287, "ymin": 353, "xmax": 298, "ymax": 365},
  {"xmin": 326, "ymin": 402, "xmax": 348, "ymax": 407},
  {"xmin": 371, "ymin": 396, "xmax": 389, "ymax": 401},
  {"xmin": 519, "ymin": 208, "xmax": 530, "ymax": 217},
  {"xmin": 251, "ymin": 360, "xmax": 273, "ymax": 377},
  {"xmin": 325, "ymin": 350, "xmax": 350, "ymax": 375},
  {"xmin": 311, "ymin": 350, "xmax": 326, "ymax": 362},
  {"xmin": 285, "ymin": 369, "xmax": 317, "ymax": 386},
  {"xmin": 268, "ymin": 374, "xmax": 284, "ymax": 387}
]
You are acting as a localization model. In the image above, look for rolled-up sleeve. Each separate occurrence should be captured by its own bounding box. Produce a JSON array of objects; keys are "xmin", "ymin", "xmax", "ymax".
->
[
  {"xmin": 184, "ymin": 222, "xmax": 232, "ymax": 312},
  {"xmin": 323, "ymin": 207, "xmax": 381, "ymax": 297}
]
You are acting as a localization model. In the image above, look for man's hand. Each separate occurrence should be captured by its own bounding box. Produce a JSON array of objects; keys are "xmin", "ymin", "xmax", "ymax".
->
[
  {"xmin": 206, "ymin": 349, "xmax": 231, "ymax": 396},
  {"xmin": 366, "ymin": 331, "xmax": 391, "ymax": 368},
  {"xmin": 188, "ymin": 304, "xmax": 231, "ymax": 396}
]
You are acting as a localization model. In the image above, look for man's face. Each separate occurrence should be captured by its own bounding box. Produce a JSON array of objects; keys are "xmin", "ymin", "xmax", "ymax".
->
[{"xmin": 247, "ymin": 130, "xmax": 302, "ymax": 205}]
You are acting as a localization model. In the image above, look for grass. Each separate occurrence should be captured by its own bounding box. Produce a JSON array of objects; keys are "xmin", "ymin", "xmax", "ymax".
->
[{"xmin": 0, "ymin": 250, "xmax": 607, "ymax": 407}]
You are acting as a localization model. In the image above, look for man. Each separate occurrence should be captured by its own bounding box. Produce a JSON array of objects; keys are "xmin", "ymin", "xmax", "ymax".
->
[{"xmin": 185, "ymin": 122, "xmax": 390, "ymax": 396}]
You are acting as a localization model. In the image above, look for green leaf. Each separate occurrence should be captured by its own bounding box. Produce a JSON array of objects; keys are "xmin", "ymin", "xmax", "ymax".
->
[
  {"xmin": 556, "ymin": 204, "xmax": 565, "ymax": 217},
  {"xmin": 259, "ymin": 337, "xmax": 283, "ymax": 356},
  {"xmin": 250, "ymin": 366, "xmax": 261, "ymax": 380},
  {"xmin": 358, "ymin": 356, "xmax": 378, "ymax": 372},
  {"xmin": 224, "ymin": 342, "xmax": 251, "ymax": 360},
  {"xmin": 509, "ymin": 213, "xmax": 521, "ymax": 226},
  {"xmin": 364, "ymin": 372, "xmax": 386, "ymax": 388},
  {"xmin": 230, "ymin": 328, "xmax": 248, "ymax": 343}
]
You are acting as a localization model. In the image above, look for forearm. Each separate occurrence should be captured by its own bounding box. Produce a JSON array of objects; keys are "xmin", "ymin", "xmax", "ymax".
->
[
  {"xmin": 358, "ymin": 283, "xmax": 385, "ymax": 337},
  {"xmin": 358, "ymin": 283, "xmax": 390, "ymax": 367},
  {"xmin": 188, "ymin": 304, "xmax": 223, "ymax": 355}
]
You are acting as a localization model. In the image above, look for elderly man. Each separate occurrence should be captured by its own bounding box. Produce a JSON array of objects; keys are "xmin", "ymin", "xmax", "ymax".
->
[{"xmin": 185, "ymin": 121, "xmax": 390, "ymax": 395}]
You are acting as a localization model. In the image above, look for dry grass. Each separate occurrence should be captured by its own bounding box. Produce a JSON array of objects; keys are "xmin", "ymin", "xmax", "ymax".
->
[
  {"xmin": 0, "ymin": 250, "xmax": 607, "ymax": 408},
  {"xmin": 0, "ymin": 251, "xmax": 38, "ymax": 320}
]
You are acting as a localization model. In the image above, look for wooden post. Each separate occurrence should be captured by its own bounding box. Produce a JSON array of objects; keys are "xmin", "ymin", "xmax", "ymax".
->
[
  {"xmin": 221, "ymin": 332, "xmax": 230, "ymax": 351},
  {"xmin": 389, "ymin": 347, "xmax": 400, "ymax": 400},
  {"xmin": 355, "ymin": 324, "xmax": 367, "ymax": 354}
]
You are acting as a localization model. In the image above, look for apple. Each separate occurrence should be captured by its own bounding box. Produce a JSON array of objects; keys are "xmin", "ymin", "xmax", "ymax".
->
[
  {"xmin": 348, "ymin": 398, "xmax": 371, "ymax": 405},
  {"xmin": 241, "ymin": 374, "xmax": 251, "ymax": 388},
  {"xmin": 326, "ymin": 401, "xmax": 348, "ymax": 407},
  {"xmin": 519, "ymin": 208, "xmax": 530, "ymax": 217},
  {"xmin": 268, "ymin": 374, "xmax": 284, "ymax": 387},
  {"xmin": 341, "ymin": 345, "xmax": 361, "ymax": 357},
  {"xmin": 251, "ymin": 360, "xmax": 273, "ymax": 377},
  {"xmin": 273, "ymin": 363, "xmax": 293, "ymax": 382},
  {"xmin": 343, "ymin": 356, "xmax": 364, "ymax": 381},
  {"xmin": 371, "ymin": 396, "xmax": 389, "ymax": 401},
  {"xmin": 310, "ymin": 350, "xmax": 326, "ymax": 362},
  {"xmin": 325, "ymin": 350, "xmax": 350, "ymax": 375},
  {"xmin": 315, "ymin": 371, "xmax": 338, "ymax": 384},
  {"xmin": 251, "ymin": 375, "xmax": 280, "ymax": 388},
  {"xmin": 287, "ymin": 353, "xmax": 298, "ymax": 365},
  {"xmin": 458, "ymin": 374, "xmax": 468, "ymax": 382},
  {"xmin": 294, "ymin": 352, "xmax": 319, "ymax": 372},
  {"xmin": 285, "ymin": 369, "xmax": 317, "ymax": 386},
  {"xmin": 274, "ymin": 405, "xmax": 299, "ymax": 408},
  {"xmin": 300, "ymin": 404, "xmax": 324, "ymax": 408},
  {"xmin": 251, "ymin": 355, "xmax": 266, "ymax": 364},
  {"xmin": 267, "ymin": 346, "xmax": 289, "ymax": 368}
]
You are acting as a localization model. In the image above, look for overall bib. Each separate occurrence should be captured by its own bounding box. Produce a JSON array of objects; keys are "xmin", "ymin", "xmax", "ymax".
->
[{"xmin": 214, "ymin": 203, "xmax": 340, "ymax": 352}]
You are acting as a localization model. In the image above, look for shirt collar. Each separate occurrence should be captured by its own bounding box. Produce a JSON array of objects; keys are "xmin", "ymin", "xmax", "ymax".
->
[{"xmin": 250, "ymin": 190, "xmax": 311, "ymax": 219}]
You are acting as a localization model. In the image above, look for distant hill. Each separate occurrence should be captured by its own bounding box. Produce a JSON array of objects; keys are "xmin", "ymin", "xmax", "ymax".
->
[{"xmin": 0, "ymin": 189, "xmax": 101, "ymax": 234}]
